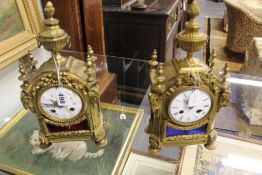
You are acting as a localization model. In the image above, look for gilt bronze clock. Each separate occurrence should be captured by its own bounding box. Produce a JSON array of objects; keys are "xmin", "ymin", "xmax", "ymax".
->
[
  {"xmin": 145, "ymin": 0, "xmax": 231, "ymax": 153},
  {"xmin": 18, "ymin": 2, "xmax": 107, "ymax": 148}
]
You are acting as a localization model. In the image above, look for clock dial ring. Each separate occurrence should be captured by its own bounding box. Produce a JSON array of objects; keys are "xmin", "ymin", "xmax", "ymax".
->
[
  {"xmin": 36, "ymin": 84, "xmax": 86, "ymax": 124},
  {"xmin": 167, "ymin": 86, "xmax": 214, "ymax": 126}
]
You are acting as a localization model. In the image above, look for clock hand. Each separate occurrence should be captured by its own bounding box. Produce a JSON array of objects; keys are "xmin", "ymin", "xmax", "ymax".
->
[
  {"xmin": 50, "ymin": 100, "xmax": 62, "ymax": 108},
  {"xmin": 42, "ymin": 103, "xmax": 54, "ymax": 107}
]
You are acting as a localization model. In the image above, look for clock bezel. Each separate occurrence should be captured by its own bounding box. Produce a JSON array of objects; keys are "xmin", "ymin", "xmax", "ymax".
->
[
  {"xmin": 36, "ymin": 84, "xmax": 86, "ymax": 124},
  {"xmin": 167, "ymin": 86, "xmax": 214, "ymax": 126}
]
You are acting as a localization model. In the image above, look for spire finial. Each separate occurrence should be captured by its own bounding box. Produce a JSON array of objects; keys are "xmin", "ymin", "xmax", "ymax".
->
[
  {"xmin": 18, "ymin": 59, "xmax": 29, "ymax": 87},
  {"xmin": 28, "ymin": 51, "xmax": 37, "ymax": 70},
  {"xmin": 149, "ymin": 49, "xmax": 158, "ymax": 73},
  {"xmin": 88, "ymin": 45, "xmax": 94, "ymax": 57},
  {"xmin": 210, "ymin": 48, "xmax": 217, "ymax": 71},
  {"xmin": 85, "ymin": 45, "xmax": 97, "ymax": 82},
  {"xmin": 156, "ymin": 64, "xmax": 165, "ymax": 88},
  {"xmin": 222, "ymin": 62, "xmax": 229, "ymax": 84}
]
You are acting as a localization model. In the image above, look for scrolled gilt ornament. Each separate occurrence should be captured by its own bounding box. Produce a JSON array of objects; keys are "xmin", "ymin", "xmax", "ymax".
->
[
  {"xmin": 21, "ymin": 92, "xmax": 35, "ymax": 112},
  {"xmin": 89, "ymin": 91, "xmax": 100, "ymax": 106},
  {"xmin": 220, "ymin": 90, "xmax": 231, "ymax": 107},
  {"xmin": 148, "ymin": 92, "xmax": 162, "ymax": 114},
  {"xmin": 166, "ymin": 134, "xmax": 207, "ymax": 142}
]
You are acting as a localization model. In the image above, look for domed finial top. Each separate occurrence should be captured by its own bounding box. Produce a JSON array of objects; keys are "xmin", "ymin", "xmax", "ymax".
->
[
  {"xmin": 176, "ymin": 0, "xmax": 207, "ymax": 61},
  {"xmin": 37, "ymin": 1, "xmax": 70, "ymax": 57},
  {"xmin": 45, "ymin": 1, "xmax": 55, "ymax": 19}
]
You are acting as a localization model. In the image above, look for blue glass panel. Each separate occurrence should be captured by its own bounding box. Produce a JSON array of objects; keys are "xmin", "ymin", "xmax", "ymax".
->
[{"xmin": 166, "ymin": 125, "xmax": 207, "ymax": 137}]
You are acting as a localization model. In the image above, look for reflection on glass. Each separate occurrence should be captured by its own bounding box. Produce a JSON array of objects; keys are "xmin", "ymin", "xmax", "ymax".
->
[
  {"xmin": 0, "ymin": 0, "xmax": 24, "ymax": 42},
  {"xmin": 222, "ymin": 154, "xmax": 262, "ymax": 174}
]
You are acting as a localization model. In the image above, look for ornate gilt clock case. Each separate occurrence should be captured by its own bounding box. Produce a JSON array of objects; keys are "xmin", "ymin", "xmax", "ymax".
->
[
  {"xmin": 18, "ymin": 2, "xmax": 107, "ymax": 148},
  {"xmin": 145, "ymin": 0, "xmax": 231, "ymax": 154}
]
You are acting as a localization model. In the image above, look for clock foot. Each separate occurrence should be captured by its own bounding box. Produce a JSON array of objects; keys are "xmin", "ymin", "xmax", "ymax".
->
[
  {"xmin": 204, "ymin": 142, "xmax": 217, "ymax": 150},
  {"xmin": 144, "ymin": 126, "xmax": 151, "ymax": 134},
  {"xmin": 205, "ymin": 129, "xmax": 217, "ymax": 150},
  {"xmin": 96, "ymin": 138, "xmax": 108, "ymax": 147},
  {"xmin": 148, "ymin": 145, "xmax": 161, "ymax": 154},
  {"xmin": 40, "ymin": 142, "xmax": 52, "ymax": 149},
  {"xmin": 39, "ymin": 132, "xmax": 51, "ymax": 149}
]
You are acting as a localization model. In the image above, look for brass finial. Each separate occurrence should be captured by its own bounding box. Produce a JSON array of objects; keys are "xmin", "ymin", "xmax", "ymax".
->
[
  {"xmin": 176, "ymin": 0, "xmax": 207, "ymax": 62},
  {"xmin": 87, "ymin": 45, "xmax": 94, "ymax": 58},
  {"xmin": 37, "ymin": 1, "xmax": 70, "ymax": 63},
  {"xmin": 149, "ymin": 49, "xmax": 158, "ymax": 73},
  {"xmin": 156, "ymin": 64, "xmax": 166, "ymax": 88},
  {"xmin": 210, "ymin": 49, "xmax": 217, "ymax": 71},
  {"xmin": 222, "ymin": 62, "xmax": 229, "ymax": 84},
  {"xmin": 44, "ymin": 1, "xmax": 55, "ymax": 19},
  {"xmin": 187, "ymin": 0, "xmax": 200, "ymax": 19},
  {"xmin": 18, "ymin": 59, "xmax": 29, "ymax": 87},
  {"xmin": 28, "ymin": 51, "xmax": 37, "ymax": 70},
  {"xmin": 85, "ymin": 45, "xmax": 97, "ymax": 82}
]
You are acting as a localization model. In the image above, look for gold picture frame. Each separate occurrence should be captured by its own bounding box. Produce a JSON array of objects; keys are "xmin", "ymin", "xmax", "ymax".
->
[{"xmin": 0, "ymin": 0, "xmax": 43, "ymax": 69}]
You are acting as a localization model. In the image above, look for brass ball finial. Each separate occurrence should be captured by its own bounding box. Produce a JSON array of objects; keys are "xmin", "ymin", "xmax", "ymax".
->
[{"xmin": 45, "ymin": 1, "xmax": 55, "ymax": 19}]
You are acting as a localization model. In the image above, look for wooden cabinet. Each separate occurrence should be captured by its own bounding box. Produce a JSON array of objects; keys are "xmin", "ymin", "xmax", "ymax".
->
[
  {"xmin": 42, "ymin": 0, "xmax": 118, "ymax": 104},
  {"xmin": 103, "ymin": 0, "xmax": 188, "ymax": 103},
  {"xmin": 103, "ymin": 0, "xmax": 188, "ymax": 62}
]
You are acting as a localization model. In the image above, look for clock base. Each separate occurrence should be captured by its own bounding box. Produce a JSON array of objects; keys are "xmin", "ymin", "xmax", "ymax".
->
[{"xmin": 96, "ymin": 138, "xmax": 108, "ymax": 147}]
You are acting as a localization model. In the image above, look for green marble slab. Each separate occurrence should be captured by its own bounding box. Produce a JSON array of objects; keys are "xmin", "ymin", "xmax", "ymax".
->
[{"xmin": 0, "ymin": 104, "xmax": 143, "ymax": 175}]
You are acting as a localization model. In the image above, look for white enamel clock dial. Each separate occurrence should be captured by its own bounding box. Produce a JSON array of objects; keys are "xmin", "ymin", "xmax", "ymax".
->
[
  {"xmin": 169, "ymin": 89, "xmax": 212, "ymax": 123},
  {"xmin": 39, "ymin": 87, "xmax": 83, "ymax": 120}
]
